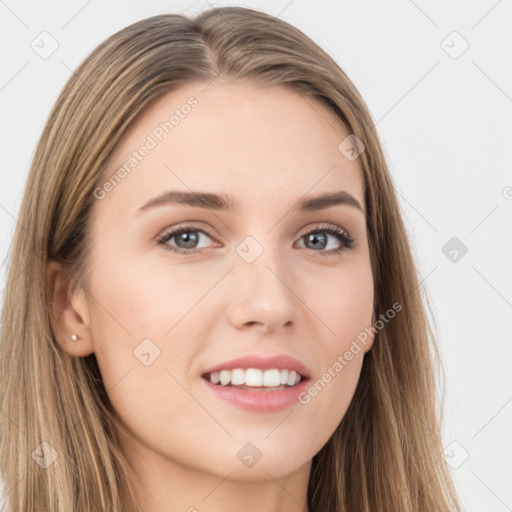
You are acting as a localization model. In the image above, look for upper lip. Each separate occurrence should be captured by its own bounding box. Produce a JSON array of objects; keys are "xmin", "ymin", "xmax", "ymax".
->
[{"xmin": 202, "ymin": 354, "xmax": 311, "ymax": 379}]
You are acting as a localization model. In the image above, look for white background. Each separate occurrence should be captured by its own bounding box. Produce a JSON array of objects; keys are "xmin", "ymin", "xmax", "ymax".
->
[{"xmin": 1, "ymin": 1, "xmax": 511, "ymax": 510}]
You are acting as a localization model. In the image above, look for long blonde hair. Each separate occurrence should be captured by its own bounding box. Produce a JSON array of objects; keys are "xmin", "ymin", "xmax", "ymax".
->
[{"xmin": 0, "ymin": 6, "xmax": 463, "ymax": 511}]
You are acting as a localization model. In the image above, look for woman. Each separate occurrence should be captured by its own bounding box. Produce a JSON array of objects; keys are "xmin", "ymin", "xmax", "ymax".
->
[{"xmin": 0, "ymin": 6, "xmax": 464, "ymax": 512}]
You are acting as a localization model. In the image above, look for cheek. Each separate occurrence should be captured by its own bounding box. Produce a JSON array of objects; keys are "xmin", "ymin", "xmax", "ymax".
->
[
  {"xmin": 92, "ymin": 257, "xmax": 212, "ymax": 326},
  {"xmin": 84, "ymin": 254, "xmax": 221, "ymax": 431},
  {"xmin": 288, "ymin": 262, "xmax": 372, "ymax": 445},
  {"xmin": 85, "ymin": 262, "xmax": 210, "ymax": 469},
  {"xmin": 305, "ymin": 261, "xmax": 374, "ymax": 342},
  {"xmin": 86, "ymin": 251, "xmax": 222, "ymax": 350}
]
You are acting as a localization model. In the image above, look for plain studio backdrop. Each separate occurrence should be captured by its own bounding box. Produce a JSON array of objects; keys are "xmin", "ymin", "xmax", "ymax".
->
[{"xmin": 0, "ymin": 1, "xmax": 511, "ymax": 510}]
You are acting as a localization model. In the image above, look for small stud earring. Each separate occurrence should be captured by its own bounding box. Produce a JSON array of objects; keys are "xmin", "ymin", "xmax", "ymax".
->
[{"xmin": 70, "ymin": 334, "xmax": 78, "ymax": 342}]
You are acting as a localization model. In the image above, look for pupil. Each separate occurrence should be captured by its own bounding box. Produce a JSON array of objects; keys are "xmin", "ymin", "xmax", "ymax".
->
[
  {"xmin": 177, "ymin": 231, "xmax": 198, "ymax": 248},
  {"xmin": 306, "ymin": 232, "xmax": 327, "ymax": 250}
]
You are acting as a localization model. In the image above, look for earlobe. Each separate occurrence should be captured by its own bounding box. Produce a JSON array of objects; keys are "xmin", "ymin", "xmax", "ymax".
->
[{"xmin": 46, "ymin": 260, "xmax": 95, "ymax": 357}]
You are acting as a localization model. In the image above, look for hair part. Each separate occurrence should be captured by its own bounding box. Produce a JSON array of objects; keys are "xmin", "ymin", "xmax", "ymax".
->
[{"xmin": 0, "ymin": 6, "xmax": 462, "ymax": 511}]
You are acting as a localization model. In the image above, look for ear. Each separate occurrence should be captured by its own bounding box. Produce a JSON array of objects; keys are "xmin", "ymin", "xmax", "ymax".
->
[
  {"xmin": 363, "ymin": 310, "xmax": 377, "ymax": 353},
  {"xmin": 46, "ymin": 260, "xmax": 94, "ymax": 357}
]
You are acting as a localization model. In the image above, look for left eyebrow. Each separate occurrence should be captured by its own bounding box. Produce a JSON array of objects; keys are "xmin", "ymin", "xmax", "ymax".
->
[
  {"xmin": 295, "ymin": 191, "xmax": 365, "ymax": 215},
  {"xmin": 136, "ymin": 190, "xmax": 365, "ymax": 216}
]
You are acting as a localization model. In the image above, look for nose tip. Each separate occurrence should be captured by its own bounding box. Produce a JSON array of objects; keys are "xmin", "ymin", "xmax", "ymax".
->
[{"xmin": 244, "ymin": 317, "xmax": 293, "ymax": 334}]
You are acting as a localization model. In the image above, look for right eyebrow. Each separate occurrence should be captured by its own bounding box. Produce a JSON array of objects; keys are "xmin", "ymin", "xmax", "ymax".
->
[{"xmin": 137, "ymin": 191, "xmax": 235, "ymax": 214}]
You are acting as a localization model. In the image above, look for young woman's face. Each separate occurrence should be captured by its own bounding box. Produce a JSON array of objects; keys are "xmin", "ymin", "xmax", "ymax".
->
[{"xmin": 83, "ymin": 81, "xmax": 374, "ymax": 488}]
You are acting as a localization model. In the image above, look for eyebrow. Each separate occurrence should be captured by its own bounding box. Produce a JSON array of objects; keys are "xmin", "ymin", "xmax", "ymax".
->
[{"xmin": 136, "ymin": 190, "xmax": 365, "ymax": 215}]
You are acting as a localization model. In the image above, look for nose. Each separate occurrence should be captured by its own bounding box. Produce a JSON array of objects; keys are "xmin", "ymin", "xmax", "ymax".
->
[{"xmin": 227, "ymin": 246, "xmax": 298, "ymax": 334}]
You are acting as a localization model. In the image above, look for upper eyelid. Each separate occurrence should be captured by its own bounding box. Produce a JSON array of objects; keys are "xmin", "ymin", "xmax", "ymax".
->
[
  {"xmin": 159, "ymin": 223, "xmax": 216, "ymax": 240},
  {"xmin": 297, "ymin": 223, "xmax": 349, "ymax": 236},
  {"xmin": 159, "ymin": 221, "xmax": 349, "ymax": 236}
]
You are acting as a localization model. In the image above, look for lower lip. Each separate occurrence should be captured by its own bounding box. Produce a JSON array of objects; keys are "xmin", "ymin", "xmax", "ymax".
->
[{"xmin": 201, "ymin": 377, "xmax": 310, "ymax": 412}]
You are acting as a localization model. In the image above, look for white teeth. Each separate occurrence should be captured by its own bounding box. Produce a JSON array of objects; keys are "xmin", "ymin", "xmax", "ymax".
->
[
  {"xmin": 219, "ymin": 370, "xmax": 231, "ymax": 386},
  {"xmin": 231, "ymin": 368, "xmax": 245, "ymax": 385},
  {"xmin": 245, "ymin": 368, "xmax": 263, "ymax": 386},
  {"xmin": 262, "ymin": 369, "xmax": 281, "ymax": 387},
  {"xmin": 206, "ymin": 367, "xmax": 303, "ymax": 387},
  {"xmin": 286, "ymin": 370, "xmax": 298, "ymax": 386}
]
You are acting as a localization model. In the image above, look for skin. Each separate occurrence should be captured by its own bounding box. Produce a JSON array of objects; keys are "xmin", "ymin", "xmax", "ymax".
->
[{"xmin": 47, "ymin": 80, "xmax": 375, "ymax": 512}]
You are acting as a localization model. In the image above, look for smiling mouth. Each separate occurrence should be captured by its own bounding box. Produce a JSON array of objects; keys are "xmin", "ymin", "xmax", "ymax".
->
[{"xmin": 202, "ymin": 367, "xmax": 305, "ymax": 389}]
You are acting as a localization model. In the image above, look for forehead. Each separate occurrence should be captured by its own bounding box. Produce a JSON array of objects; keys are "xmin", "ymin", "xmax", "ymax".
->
[{"xmin": 97, "ymin": 80, "xmax": 365, "ymax": 215}]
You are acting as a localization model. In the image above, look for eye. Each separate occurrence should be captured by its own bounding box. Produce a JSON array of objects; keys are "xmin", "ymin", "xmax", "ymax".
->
[
  {"xmin": 156, "ymin": 222, "xmax": 354, "ymax": 256},
  {"xmin": 295, "ymin": 223, "xmax": 354, "ymax": 255},
  {"xmin": 156, "ymin": 224, "xmax": 220, "ymax": 254}
]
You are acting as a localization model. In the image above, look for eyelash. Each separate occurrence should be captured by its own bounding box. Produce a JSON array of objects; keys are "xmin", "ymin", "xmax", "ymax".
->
[{"xmin": 156, "ymin": 223, "xmax": 355, "ymax": 256}]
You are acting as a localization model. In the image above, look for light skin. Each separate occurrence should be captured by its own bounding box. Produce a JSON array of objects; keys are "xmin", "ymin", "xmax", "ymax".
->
[{"xmin": 47, "ymin": 80, "xmax": 375, "ymax": 512}]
